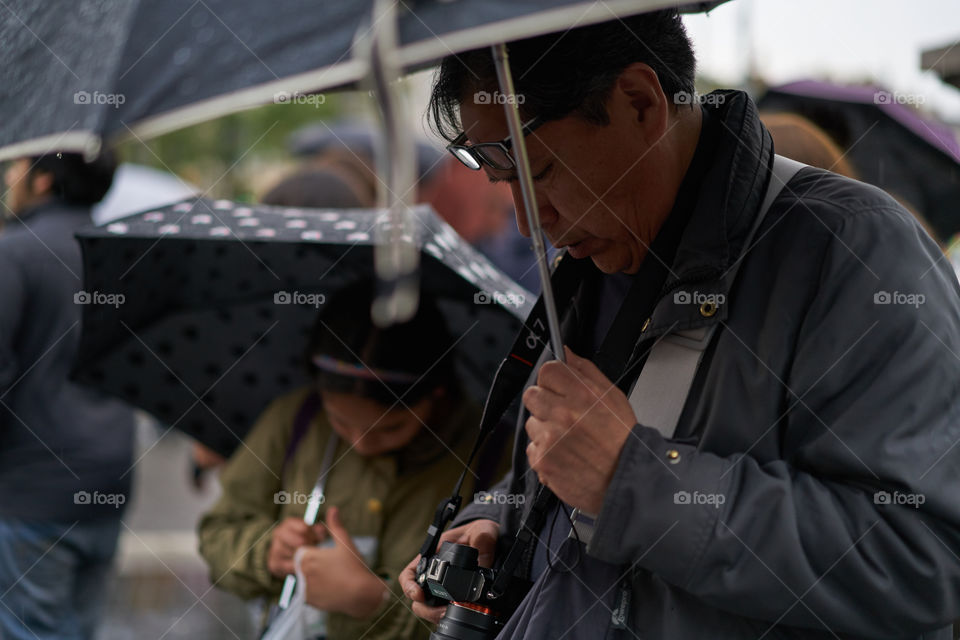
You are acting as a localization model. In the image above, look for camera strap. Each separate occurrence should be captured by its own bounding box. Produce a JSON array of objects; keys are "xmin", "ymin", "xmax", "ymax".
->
[{"xmin": 417, "ymin": 253, "xmax": 593, "ymax": 566}]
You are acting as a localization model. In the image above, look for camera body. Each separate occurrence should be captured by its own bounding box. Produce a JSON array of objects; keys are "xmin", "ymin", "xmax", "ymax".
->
[{"xmin": 416, "ymin": 541, "xmax": 509, "ymax": 640}]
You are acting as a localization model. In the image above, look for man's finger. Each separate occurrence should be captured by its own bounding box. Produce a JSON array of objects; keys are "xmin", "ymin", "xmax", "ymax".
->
[
  {"xmin": 536, "ymin": 359, "xmax": 580, "ymax": 395},
  {"xmin": 412, "ymin": 601, "xmax": 447, "ymax": 625},
  {"xmin": 522, "ymin": 384, "xmax": 563, "ymax": 420},
  {"xmin": 400, "ymin": 556, "xmax": 424, "ymax": 602},
  {"xmin": 563, "ymin": 346, "xmax": 612, "ymax": 389}
]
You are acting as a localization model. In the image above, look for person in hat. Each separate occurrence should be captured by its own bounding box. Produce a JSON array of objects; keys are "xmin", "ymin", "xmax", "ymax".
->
[{"xmin": 199, "ymin": 278, "xmax": 504, "ymax": 640}]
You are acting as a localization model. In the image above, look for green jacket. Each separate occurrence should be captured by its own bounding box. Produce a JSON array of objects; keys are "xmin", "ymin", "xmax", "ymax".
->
[{"xmin": 198, "ymin": 385, "xmax": 486, "ymax": 640}]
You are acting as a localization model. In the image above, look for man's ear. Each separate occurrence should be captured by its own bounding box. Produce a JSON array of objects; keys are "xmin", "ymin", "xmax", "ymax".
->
[
  {"xmin": 612, "ymin": 62, "xmax": 668, "ymax": 140},
  {"xmin": 29, "ymin": 170, "xmax": 54, "ymax": 197}
]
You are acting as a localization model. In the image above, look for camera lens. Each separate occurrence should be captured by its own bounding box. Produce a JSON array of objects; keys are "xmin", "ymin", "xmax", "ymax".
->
[{"xmin": 430, "ymin": 602, "xmax": 499, "ymax": 640}]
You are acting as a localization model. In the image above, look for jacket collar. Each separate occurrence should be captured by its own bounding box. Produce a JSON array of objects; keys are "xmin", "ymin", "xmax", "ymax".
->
[{"xmin": 644, "ymin": 90, "xmax": 774, "ymax": 339}]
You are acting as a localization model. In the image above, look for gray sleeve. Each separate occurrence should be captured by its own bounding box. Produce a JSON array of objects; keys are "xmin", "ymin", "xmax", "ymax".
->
[
  {"xmin": 588, "ymin": 206, "xmax": 960, "ymax": 635},
  {"xmin": 452, "ymin": 468, "xmax": 513, "ymax": 526}
]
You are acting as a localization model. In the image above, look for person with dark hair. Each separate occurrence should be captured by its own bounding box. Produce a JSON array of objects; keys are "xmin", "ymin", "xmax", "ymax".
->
[
  {"xmin": 198, "ymin": 279, "xmax": 498, "ymax": 640},
  {"xmin": 398, "ymin": 9, "xmax": 960, "ymax": 640},
  {"xmin": 0, "ymin": 151, "xmax": 135, "ymax": 640},
  {"xmin": 262, "ymin": 158, "xmax": 378, "ymax": 210}
]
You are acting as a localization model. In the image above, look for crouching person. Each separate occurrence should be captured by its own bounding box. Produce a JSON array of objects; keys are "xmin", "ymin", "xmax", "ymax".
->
[{"xmin": 199, "ymin": 279, "xmax": 494, "ymax": 640}]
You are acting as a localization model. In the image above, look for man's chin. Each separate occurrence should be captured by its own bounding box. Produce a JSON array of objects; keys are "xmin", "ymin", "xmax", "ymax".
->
[{"xmin": 590, "ymin": 251, "xmax": 637, "ymax": 275}]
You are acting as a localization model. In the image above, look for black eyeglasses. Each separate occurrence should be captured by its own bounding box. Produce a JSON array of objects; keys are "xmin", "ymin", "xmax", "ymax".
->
[{"xmin": 446, "ymin": 116, "xmax": 545, "ymax": 171}]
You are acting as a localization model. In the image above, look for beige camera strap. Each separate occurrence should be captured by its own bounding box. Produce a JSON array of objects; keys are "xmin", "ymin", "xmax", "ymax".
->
[{"xmin": 571, "ymin": 154, "xmax": 805, "ymax": 541}]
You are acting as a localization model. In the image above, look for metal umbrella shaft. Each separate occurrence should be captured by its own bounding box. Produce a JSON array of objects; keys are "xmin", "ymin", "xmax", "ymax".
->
[{"xmin": 491, "ymin": 43, "xmax": 565, "ymax": 364}]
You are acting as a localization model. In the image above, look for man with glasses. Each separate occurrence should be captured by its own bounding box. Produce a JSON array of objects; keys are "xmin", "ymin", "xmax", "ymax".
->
[{"xmin": 400, "ymin": 8, "xmax": 960, "ymax": 640}]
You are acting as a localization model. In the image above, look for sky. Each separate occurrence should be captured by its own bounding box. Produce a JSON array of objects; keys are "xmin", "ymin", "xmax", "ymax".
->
[{"xmin": 682, "ymin": 0, "xmax": 960, "ymax": 122}]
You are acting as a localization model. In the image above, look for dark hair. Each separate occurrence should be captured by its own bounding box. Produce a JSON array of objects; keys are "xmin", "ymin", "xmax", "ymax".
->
[
  {"xmin": 428, "ymin": 10, "xmax": 696, "ymax": 142},
  {"xmin": 306, "ymin": 279, "xmax": 456, "ymax": 406},
  {"xmin": 261, "ymin": 163, "xmax": 376, "ymax": 209},
  {"xmin": 28, "ymin": 150, "xmax": 117, "ymax": 205}
]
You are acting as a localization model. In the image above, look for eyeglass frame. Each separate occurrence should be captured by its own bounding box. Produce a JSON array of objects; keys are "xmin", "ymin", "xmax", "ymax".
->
[{"xmin": 445, "ymin": 115, "xmax": 546, "ymax": 172}]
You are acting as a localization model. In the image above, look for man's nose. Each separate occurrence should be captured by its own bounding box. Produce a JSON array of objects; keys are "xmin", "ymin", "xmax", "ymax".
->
[{"xmin": 510, "ymin": 184, "xmax": 557, "ymax": 238}]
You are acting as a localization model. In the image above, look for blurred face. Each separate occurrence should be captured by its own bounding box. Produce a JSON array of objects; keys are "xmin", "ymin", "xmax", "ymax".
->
[
  {"xmin": 456, "ymin": 64, "xmax": 698, "ymax": 274},
  {"xmin": 321, "ymin": 390, "xmax": 435, "ymax": 457},
  {"xmin": 3, "ymin": 159, "xmax": 32, "ymax": 215},
  {"xmin": 420, "ymin": 158, "xmax": 513, "ymax": 243}
]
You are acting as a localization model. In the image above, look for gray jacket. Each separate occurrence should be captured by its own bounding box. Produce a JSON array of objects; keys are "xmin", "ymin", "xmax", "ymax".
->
[
  {"xmin": 0, "ymin": 202, "xmax": 134, "ymax": 520},
  {"xmin": 456, "ymin": 91, "xmax": 960, "ymax": 639}
]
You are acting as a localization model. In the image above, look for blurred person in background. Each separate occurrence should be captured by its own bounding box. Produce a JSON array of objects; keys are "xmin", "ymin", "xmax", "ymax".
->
[
  {"xmin": 198, "ymin": 278, "xmax": 501, "ymax": 640},
  {"xmin": 764, "ymin": 111, "xmax": 944, "ymax": 248},
  {"xmin": 289, "ymin": 121, "xmax": 546, "ymax": 292},
  {"xmin": 420, "ymin": 155, "xmax": 547, "ymax": 293},
  {"xmin": 761, "ymin": 111, "xmax": 857, "ymax": 178},
  {"xmin": 0, "ymin": 152, "xmax": 135, "ymax": 640}
]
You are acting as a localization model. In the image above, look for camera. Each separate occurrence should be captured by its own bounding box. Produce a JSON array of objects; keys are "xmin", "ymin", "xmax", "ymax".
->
[{"xmin": 416, "ymin": 541, "xmax": 511, "ymax": 640}]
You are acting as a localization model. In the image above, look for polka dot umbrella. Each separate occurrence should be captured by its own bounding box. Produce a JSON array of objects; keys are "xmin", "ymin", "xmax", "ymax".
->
[{"xmin": 72, "ymin": 198, "xmax": 533, "ymax": 457}]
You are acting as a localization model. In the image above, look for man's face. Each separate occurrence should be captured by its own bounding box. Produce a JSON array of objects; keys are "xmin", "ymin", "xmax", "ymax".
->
[
  {"xmin": 458, "ymin": 78, "xmax": 682, "ymax": 274},
  {"xmin": 3, "ymin": 159, "xmax": 33, "ymax": 216}
]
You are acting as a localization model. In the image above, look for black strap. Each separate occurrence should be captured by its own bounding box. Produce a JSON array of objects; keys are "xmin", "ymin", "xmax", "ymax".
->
[
  {"xmin": 416, "ymin": 254, "xmax": 593, "ymax": 567},
  {"xmin": 281, "ymin": 391, "xmax": 322, "ymax": 479}
]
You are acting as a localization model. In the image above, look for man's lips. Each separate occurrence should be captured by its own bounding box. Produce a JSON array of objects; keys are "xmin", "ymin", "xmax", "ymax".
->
[{"xmin": 560, "ymin": 239, "xmax": 593, "ymax": 259}]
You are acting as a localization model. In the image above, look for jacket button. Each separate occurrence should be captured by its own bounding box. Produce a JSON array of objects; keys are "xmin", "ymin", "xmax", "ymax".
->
[
  {"xmin": 699, "ymin": 301, "xmax": 717, "ymax": 317},
  {"xmin": 641, "ymin": 318, "xmax": 651, "ymax": 332},
  {"xmin": 666, "ymin": 449, "xmax": 681, "ymax": 464}
]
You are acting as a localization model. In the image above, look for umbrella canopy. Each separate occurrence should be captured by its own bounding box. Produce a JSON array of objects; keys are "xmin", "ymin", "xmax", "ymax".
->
[
  {"xmin": 0, "ymin": 0, "xmax": 730, "ymax": 160},
  {"xmin": 73, "ymin": 199, "xmax": 532, "ymax": 456},
  {"xmin": 759, "ymin": 80, "xmax": 960, "ymax": 240}
]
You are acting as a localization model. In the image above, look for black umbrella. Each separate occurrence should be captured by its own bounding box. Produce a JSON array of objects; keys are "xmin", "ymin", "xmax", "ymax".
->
[
  {"xmin": 758, "ymin": 80, "xmax": 960, "ymax": 240},
  {"xmin": 0, "ymin": 0, "xmax": 729, "ymax": 160},
  {"xmin": 73, "ymin": 198, "xmax": 532, "ymax": 456}
]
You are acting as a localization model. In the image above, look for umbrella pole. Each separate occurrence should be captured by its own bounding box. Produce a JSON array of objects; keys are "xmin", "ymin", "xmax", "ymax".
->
[
  {"xmin": 491, "ymin": 44, "xmax": 565, "ymax": 363},
  {"xmin": 369, "ymin": 0, "xmax": 419, "ymax": 327}
]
